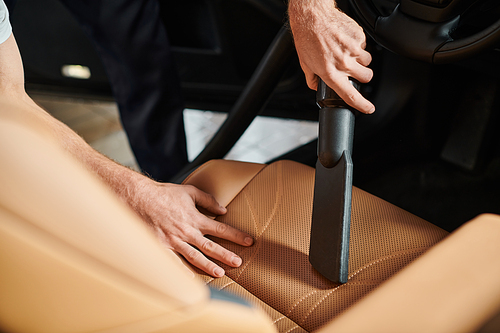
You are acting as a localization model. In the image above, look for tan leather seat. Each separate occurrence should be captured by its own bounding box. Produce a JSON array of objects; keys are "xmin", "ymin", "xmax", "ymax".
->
[
  {"xmin": 2, "ymin": 103, "xmax": 500, "ymax": 332},
  {"xmin": 183, "ymin": 159, "xmax": 448, "ymax": 332}
]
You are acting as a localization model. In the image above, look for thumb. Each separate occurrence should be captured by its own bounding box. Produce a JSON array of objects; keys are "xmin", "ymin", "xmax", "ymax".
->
[
  {"xmin": 299, "ymin": 59, "xmax": 319, "ymax": 91},
  {"xmin": 191, "ymin": 187, "xmax": 227, "ymax": 216}
]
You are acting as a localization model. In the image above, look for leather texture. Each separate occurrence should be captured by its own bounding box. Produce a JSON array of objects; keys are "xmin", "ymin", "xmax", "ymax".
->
[
  {"xmin": 318, "ymin": 213, "xmax": 500, "ymax": 333},
  {"xmin": 0, "ymin": 108, "xmax": 275, "ymax": 333},
  {"xmin": 183, "ymin": 159, "xmax": 266, "ymax": 208},
  {"xmin": 185, "ymin": 159, "xmax": 449, "ymax": 332}
]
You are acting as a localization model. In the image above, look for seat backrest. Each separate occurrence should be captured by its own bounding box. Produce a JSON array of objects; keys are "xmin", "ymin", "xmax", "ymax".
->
[
  {"xmin": 317, "ymin": 213, "xmax": 500, "ymax": 333},
  {"xmin": 0, "ymin": 98, "xmax": 275, "ymax": 333}
]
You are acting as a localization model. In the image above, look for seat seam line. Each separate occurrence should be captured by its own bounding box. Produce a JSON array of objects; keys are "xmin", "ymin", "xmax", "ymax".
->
[
  {"xmin": 299, "ymin": 281, "xmax": 381, "ymax": 325},
  {"xmin": 284, "ymin": 325, "xmax": 301, "ymax": 333},
  {"xmin": 285, "ymin": 289, "xmax": 320, "ymax": 316},
  {"xmin": 222, "ymin": 162, "xmax": 269, "ymax": 208},
  {"xmin": 348, "ymin": 247, "xmax": 429, "ymax": 280},
  {"xmin": 218, "ymin": 280, "xmax": 235, "ymax": 291},
  {"xmin": 285, "ymin": 248, "xmax": 429, "ymax": 317},
  {"xmin": 232, "ymin": 164, "xmax": 283, "ymax": 281}
]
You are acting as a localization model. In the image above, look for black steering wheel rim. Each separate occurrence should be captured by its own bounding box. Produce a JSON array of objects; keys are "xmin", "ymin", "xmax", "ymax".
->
[{"xmin": 349, "ymin": 0, "xmax": 500, "ymax": 64}]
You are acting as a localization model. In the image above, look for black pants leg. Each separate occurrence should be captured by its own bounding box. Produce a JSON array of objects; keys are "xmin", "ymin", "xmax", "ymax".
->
[{"xmin": 59, "ymin": 0, "xmax": 188, "ymax": 182}]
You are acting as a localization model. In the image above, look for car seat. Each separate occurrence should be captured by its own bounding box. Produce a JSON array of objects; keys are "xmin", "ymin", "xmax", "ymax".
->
[{"xmin": 2, "ymin": 95, "xmax": 500, "ymax": 332}]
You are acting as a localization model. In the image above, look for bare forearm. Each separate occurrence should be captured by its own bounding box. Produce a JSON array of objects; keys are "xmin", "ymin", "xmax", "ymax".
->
[
  {"xmin": 288, "ymin": 0, "xmax": 339, "ymax": 32},
  {"xmin": 0, "ymin": 35, "xmax": 147, "ymax": 212},
  {"xmin": 19, "ymin": 94, "xmax": 150, "ymax": 215}
]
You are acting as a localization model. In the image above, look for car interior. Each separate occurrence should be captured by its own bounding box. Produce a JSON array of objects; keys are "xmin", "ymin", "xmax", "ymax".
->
[{"xmin": 2, "ymin": 0, "xmax": 500, "ymax": 332}]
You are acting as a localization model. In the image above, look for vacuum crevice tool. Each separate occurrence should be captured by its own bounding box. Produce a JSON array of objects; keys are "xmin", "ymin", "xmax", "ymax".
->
[{"xmin": 309, "ymin": 79, "xmax": 359, "ymax": 284}]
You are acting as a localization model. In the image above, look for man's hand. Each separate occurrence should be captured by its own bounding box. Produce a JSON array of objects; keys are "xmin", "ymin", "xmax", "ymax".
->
[
  {"xmin": 136, "ymin": 180, "xmax": 254, "ymax": 278},
  {"xmin": 288, "ymin": 0, "xmax": 375, "ymax": 113}
]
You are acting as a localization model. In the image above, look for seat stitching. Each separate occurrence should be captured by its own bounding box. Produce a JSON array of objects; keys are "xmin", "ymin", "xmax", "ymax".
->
[
  {"xmin": 256, "ymin": 161, "xmax": 283, "ymax": 238},
  {"xmin": 226, "ymin": 193, "xmax": 263, "ymax": 273},
  {"xmin": 233, "ymin": 238, "xmax": 262, "ymax": 281},
  {"xmin": 348, "ymin": 247, "xmax": 428, "ymax": 280},
  {"xmin": 297, "ymin": 283, "xmax": 345, "ymax": 325},
  {"xmin": 299, "ymin": 247, "xmax": 430, "ymax": 326},
  {"xmin": 285, "ymin": 289, "xmax": 320, "ymax": 316},
  {"xmin": 285, "ymin": 249, "xmax": 426, "ymax": 316},
  {"xmin": 243, "ymin": 191, "xmax": 259, "ymax": 236},
  {"xmin": 242, "ymin": 162, "xmax": 282, "ymax": 238},
  {"xmin": 284, "ymin": 325, "xmax": 301, "ymax": 333},
  {"xmin": 218, "ymin": 280, "xmax": 235, "ymax": 291},
  {"xmin": 233, "ymin": 166, "xmax": 282, "ymax": 281},
  {"xmin": 273, "ymin": 315, "xmax": 286, "ymax": 324},
  {"xmin": 203, "ymin": 277, "xmax": 215, "ymax": 285},
  {"xmin": 300, "ymin": 281, "xmax": 379, "ymax": 325}
]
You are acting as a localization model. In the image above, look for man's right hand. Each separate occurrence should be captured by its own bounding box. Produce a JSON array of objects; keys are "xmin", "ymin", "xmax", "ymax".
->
[{"xmin": 288, "ymin": 0, "xmax": 375, "ymax": 114}]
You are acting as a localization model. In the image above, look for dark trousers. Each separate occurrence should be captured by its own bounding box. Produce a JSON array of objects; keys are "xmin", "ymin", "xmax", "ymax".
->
[{"xmin": 59, "ymin": 0, "xmax": 188, "ymax": 182}]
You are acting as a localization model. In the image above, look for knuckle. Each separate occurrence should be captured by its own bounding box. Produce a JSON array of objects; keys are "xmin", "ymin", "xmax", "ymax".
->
[
  {"xmin": 179, "ymin": 224, "xmax": 194, "ymax": 239},
  {"xmin": 337, "ymin": 56, "xmax": 350, "ymax": 70},
  {"xmin": 201, "ymin": 239, "xmax": 215, "ymax": 252},
  {"xmin": 216, "ymin": 222, "xmax": 228, "ymax": 235},
  {"xmin": 366, "ymin": 53, "xmax": 373, "ymax": 64},
  {"xmin": 187, "ymin": 249, "xmax": 200, "ymax": 261},
  {"xmin": 357, "ymin": 32, "xmax": 366, "ymax": 42},
  {"xmin": 344, "ymin": 92, "xmax": 357, "ymax": 103},
  {"xmin": 353, "ymin": 25, "xmax": 365, "ymax": 40},
  {"xmin": 359, "ymin": 68, "xmax": 373, "ymax": 83},
  {"xmin": 184, "ymin": 184, "xmax": 196, "ymax": 194},
  {"xmin": 321, "ymin": 68, "xmax": 339, "ymax": 84},
  {"xmin": 221, "ymin": 251, "xmax": 233, "ymax": 263},
  {"xmin": 186, "ymin": 185, "xmax": 198, "ymax": 194}
]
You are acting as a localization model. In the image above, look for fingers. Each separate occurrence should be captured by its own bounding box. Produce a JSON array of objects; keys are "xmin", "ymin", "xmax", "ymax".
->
[
  {"xmin": 197, "ymin": 235, "xmax": 243, "ymax": 268},
  {"xmin": 189, "ymin": 185, "xmax": 227, "ymax": 216},
  {"xmin": 202, "ymin": 219, "xmax": 254, "ymax": 247},
  {"xmin": 328, "ymin": 76, "xmax": 375, "ymax": 114},
  {"xmin": 319, "ymin": 50, "xmax": 374, "ymax": 113},
  {"xmin": 356, "ymin": 49, "xmax": 372, "ymax": 68},
  {"xmin": 349, "ymin": 59, "xmax": 374, "ymax": 84},
  {"xmin": 191, "ymin": 218, "xmax": 253, "ymax": 277},
  {"xmin": 176, "ymin": 241, "xmax": 226, "ymax": 277},
  {"xmin": 297, "ymin": 36, "xmax": 373, "ymax": 112},
  {"xmin": 147, "ymin": 183, "xmax": 254, "ymax": 278},
  {"xmin": 173, "ymin": 224, "xmax": 249, "ymax": 278}
]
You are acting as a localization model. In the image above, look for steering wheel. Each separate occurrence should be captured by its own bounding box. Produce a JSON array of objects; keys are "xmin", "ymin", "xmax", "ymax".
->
[{"xmin": 348, "ymin": 0, "xmax": 500, "ymax": 63}]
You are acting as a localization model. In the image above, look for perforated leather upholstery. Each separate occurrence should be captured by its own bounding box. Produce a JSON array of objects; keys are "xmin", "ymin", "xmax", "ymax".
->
[
  {"xmin": 320, "ymin": 213, "xmax": 500, "ymax": 333},
  {"xmin": 184, "ymin": 159, "xmax": 449, "ymax": 332}
]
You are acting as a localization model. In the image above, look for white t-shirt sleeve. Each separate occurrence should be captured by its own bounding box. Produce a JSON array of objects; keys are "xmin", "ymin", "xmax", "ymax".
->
[{"xmin": 0, "ymin": 0, "xmax": 12, "ymax": 45}]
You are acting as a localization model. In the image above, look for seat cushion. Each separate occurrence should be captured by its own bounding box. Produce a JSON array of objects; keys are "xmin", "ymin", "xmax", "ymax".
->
[{"xmin": 184, "ymin": 160, "xmax": 448, "ymax": 332}]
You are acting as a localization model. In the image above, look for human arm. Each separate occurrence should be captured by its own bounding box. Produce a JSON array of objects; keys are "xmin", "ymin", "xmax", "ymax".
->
[
  {"xmin": 0, "ymin": 30, "xmax": 252, "ymax": 278},
  {"xmin": 288, "ymin": 0, "xmax": 375, "ymax": 113}
]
